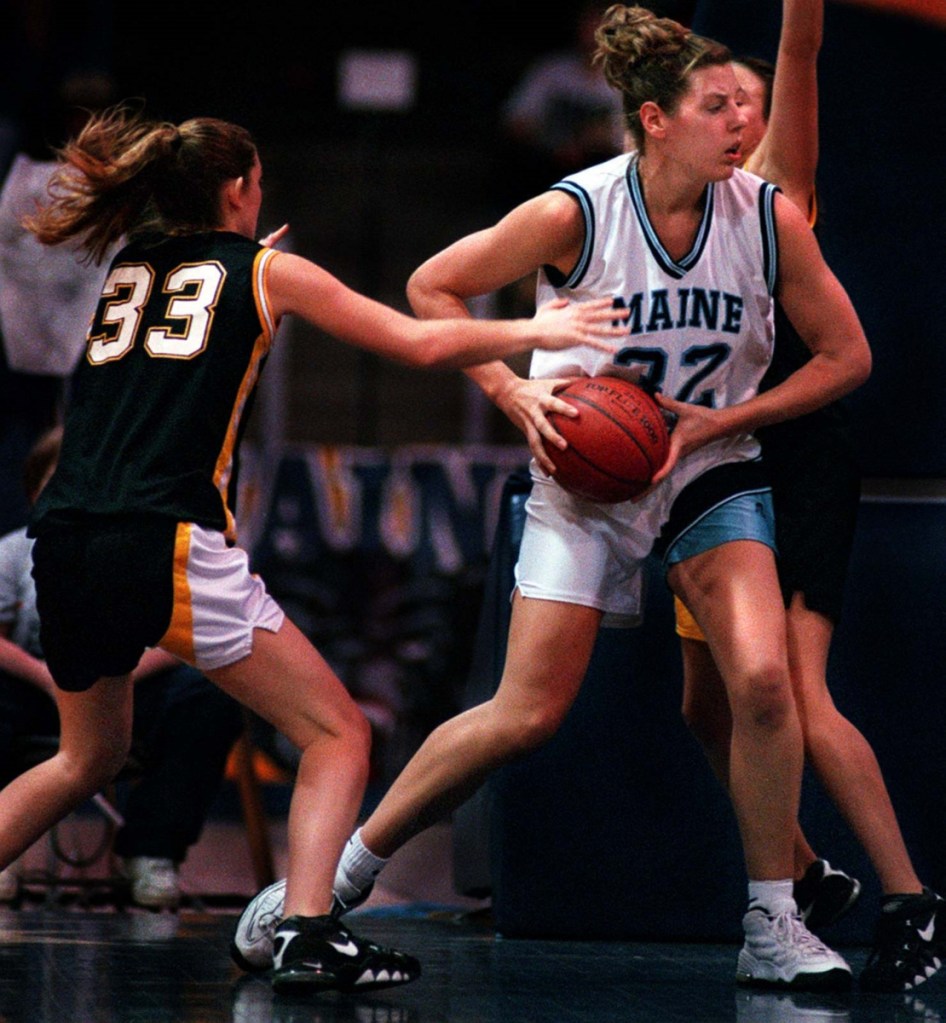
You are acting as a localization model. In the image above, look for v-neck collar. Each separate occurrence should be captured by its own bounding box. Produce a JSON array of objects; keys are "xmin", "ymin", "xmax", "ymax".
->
[{"xmin": 626, "ymin": 154, "xmax": 715, "ymax": 279}]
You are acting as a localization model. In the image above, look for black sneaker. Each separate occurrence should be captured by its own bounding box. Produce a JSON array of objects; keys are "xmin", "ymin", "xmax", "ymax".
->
[
  {"xmin": 860, "ymin": 889, "xmax": 946, "ymax": 993},
  {"xmin": 794, "ymin": 859, "xmax": 862, "ymax": 932},
  {"xmin": 271, "ymin": 914, "xmax": 421, "ymax": 994}
]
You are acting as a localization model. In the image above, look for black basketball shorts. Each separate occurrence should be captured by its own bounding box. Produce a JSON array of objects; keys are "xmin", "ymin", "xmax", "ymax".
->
[
  {"xmin": 32, "ymin": 516, "xmax": 179, "ymax": 692},
  {"xmin": 764, "ymin": 428, "xmax": 861, "ymax": 625},
  {"xmin": 31, "ymin": 516, "xmax": 284, "ymax": 692}
]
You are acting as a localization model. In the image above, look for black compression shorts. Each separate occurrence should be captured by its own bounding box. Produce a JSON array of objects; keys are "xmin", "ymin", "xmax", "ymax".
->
[{"xmin": 762, "ymin": 425, "xmax": 861, "ymax": 625}]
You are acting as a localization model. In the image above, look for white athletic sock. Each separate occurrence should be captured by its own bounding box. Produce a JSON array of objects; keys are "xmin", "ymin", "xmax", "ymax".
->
[
  {"xmin": 747, "ymin": 878, "xmax": 796, "ymax": 916},
  {"xmin": 334, "ymin": 828, "xmax": 389, "ymax": 902}
]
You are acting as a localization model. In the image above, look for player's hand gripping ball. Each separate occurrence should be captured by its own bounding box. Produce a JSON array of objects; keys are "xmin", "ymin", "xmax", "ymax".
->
[{"xmin": 546, "ymin": 376, "xmax": 670, "ymax": 503}]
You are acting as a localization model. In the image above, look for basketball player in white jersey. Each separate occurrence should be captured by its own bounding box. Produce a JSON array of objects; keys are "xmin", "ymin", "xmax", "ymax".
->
[{"xmin": 233, "ymin": 5, "xmax": 871, "ymax": 990}]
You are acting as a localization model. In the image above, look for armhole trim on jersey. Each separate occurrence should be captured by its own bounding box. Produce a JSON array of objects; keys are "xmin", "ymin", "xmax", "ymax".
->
[
  {"xmin": 253, "ymin": 247, "xmax": 278, "ymax": 345},
  {"xmin": 548, "ymin": 182, "xmax": 594, "ymax": 288},
  {"xmin": 759, "ymin": 182, "xmax": 780, "ymax": 296}
]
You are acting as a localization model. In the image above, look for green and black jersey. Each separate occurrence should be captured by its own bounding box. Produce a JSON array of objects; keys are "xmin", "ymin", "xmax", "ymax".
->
[{"xmin": 31, "ymin": 231, "xmax": 278, "ymax": 543}]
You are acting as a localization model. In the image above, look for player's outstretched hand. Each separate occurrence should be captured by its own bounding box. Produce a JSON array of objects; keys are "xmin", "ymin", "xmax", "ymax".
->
[
  {"xmin": 494, "ymin": 375, "xmax": 586, "ymax": 474},
  {"xmin": 532, "ymin": 297, "xmax": 628, "ymax": 353}
]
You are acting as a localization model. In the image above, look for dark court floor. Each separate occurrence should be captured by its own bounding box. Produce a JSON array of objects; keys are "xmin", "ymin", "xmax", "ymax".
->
[
  {"xmin": 1, "ymin": 811, "xmax": 943, "ymax": 1023},
  {"xmin": 0, "ymin": 905, "xmax": 944, "ymax": 1023}
]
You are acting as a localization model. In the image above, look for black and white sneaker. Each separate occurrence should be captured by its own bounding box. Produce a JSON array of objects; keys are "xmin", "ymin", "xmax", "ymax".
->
[
  {"xmin": 794, "ymin": 860, "xmax": 862, "ymax": 932},
  {"xmin": 271, "ymin": 914, "xmax": 421, "ymax": 994},
  {"xmin": 860, "ymin": 888, "xmax": 946, "ymax": 992},
  {"xmin": 230, "ymin": 875, "xmax": 377, "ymax": 974}
]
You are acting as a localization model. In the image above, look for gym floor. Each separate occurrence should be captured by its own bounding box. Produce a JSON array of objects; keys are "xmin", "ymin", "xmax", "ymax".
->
[
  {"xmin": 0, "ymin": 906, "xmax": 942, "ymax": 1023},
  {"xmin": 0, "ymin": 819, "xmax": 944, "ymax": 1022}
]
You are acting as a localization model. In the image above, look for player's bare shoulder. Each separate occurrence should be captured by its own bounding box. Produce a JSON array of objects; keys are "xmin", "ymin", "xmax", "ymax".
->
[{"xmin": 264, "ymin": 249, "xmax": 339, "ymax": 320}]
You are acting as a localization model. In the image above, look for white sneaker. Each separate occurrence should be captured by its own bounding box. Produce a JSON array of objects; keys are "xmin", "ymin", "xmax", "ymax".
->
[
  {"xmin": 120, "ymin": 856, "xmax": 180, "ymax": 909},
  {"xmin": 0, "ymin": 861, "xmax": 19, "ymax": 903},
  {"xmin": 230, "ymin": 878, "xmax": 286, "ymax": 972},
  {"xmin": 736, "ymin": 906, "xmax": 853, "ymax": 991}
]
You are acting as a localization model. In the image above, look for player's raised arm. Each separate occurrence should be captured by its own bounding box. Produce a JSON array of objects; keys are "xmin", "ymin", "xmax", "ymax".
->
[{"xmin": 740, "ymin": 0, "xmax": 822, "ymax": 214}]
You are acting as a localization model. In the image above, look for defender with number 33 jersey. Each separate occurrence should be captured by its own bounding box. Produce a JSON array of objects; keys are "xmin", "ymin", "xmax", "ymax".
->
[{"xmin": 33, "ymin": 231, "xmax": 278, "ymax": 543}]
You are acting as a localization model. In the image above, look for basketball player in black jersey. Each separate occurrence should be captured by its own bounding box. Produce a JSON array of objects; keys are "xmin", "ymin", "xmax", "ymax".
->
[
  {"xmin": 675, "ymin": 0, "xmax": 945, "ymax": 993},
  {"xmin": 6, "ymin": 104, "xmax": 624, "ymax": 995}
]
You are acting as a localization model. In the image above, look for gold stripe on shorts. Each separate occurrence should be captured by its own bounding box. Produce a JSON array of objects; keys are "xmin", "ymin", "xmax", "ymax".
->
[
  {"xmin": 158, "ymin": 522, "xmax": 196, "ymax": 663},
  {"xmin": 674, "ymin": 595, "xmax": 708, "ymax": 643}
]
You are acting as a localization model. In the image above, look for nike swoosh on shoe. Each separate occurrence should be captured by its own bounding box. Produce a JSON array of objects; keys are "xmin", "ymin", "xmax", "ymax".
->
[{"xmin": 328, "ymin": 939, "xmax": 360, "ymax": 956}]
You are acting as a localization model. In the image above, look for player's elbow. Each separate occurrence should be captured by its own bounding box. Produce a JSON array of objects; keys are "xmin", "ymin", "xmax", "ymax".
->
[
  {"xmin": 410, "ymin": 341, "xmax": 449, "ymax": 371},
  {"xmin": 405, "ymin": 269, "xmax": 425, "ymax": 316},
  {"xmin": 406, "ymin": 264, "xmax": 439, "ymax": 318},
  {"xmin": 832, "ymin": 337, "xmax": 871, "ymax": 396},
  {"xmin": 849, "ymin": 343, "xmax": 872, "ymax": 389}
]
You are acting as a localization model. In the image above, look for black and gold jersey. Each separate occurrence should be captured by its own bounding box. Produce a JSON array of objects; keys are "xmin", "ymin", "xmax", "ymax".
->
[{"xmin": 31, "ymin": 231, "xmax": 278, "ymax": 543}]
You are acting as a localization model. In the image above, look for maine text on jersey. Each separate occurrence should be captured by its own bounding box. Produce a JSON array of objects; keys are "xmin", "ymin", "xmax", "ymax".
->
[{"xmin": 614, "ymin": 286, "xmax": 744, "ymax": 336}]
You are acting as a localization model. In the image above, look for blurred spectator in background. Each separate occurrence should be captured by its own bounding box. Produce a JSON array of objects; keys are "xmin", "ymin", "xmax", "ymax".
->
[
  {"xmin": 0, "ymin": 69, "xmax": 118, "ymax": 538},
  {"xmin": 492, "ymin": 2, "xmax": 696, "ymax": 320},
  {"xmin": 0, "ymin": 0, "xmax": 116, "ymax": 535},
  {"xmin": 1, "ymin": 0, "xmax": 115, "ymax": 178},
  {"xmin": 496, "ymin": 2, "xmax": 626, "ymax": 210},
  {"xmin": 0, "ymin": 427, "xmax": 244, "ymax": 908}
]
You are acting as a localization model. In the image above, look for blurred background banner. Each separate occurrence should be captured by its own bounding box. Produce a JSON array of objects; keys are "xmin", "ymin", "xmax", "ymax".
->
[{"xmin": 248, "ymin": 444, "xmax": 527, "ymax": 790}]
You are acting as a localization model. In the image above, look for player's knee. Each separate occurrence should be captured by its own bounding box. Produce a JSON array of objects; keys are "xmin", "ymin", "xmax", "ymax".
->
[
  {"xmin": 331, "ymin": 705, "xmax": 373, "ymax": 766},
  {"xmin": 506, "ymin": 701, "xmax": 570, "ymax": 754},
  {"xmin": 297, "ymin": 709, "xmax": 371, "ymax": 789},
  {"xmin": 58, "ymin": 735, "xmax": 132, "ymax": 796},
  {"xmin": 731, "ymin": 666, "xmax": 795, "ymax": 732},
  {"xmin": 285, "ymin": 692, "xmax": 373, "ymax": 779}
]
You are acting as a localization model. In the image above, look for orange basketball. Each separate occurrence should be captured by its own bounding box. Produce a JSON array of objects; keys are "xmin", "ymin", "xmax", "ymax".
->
[{"xmin": 546, "ymin": 376, "xmax": 670, "ymax": 503}]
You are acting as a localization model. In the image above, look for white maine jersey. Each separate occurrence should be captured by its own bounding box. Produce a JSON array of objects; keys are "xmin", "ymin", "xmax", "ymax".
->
[{"xmin": 531, "ymin": 152, "xmax": 779, "ymax": 498}]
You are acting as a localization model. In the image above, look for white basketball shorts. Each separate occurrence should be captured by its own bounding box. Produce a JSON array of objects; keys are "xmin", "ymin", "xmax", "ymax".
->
[{"xmin": 160, "ymin": 522, "xmax": 285, "ymax": 671}]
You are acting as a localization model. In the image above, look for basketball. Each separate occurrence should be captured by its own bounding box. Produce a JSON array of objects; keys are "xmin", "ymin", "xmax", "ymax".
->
[{"xmin": 545, "ymin": 376, "xmax": 670, "ymax": 503}]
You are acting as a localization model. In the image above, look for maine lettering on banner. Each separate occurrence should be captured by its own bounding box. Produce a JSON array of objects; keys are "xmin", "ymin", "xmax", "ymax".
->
[
  {"xmin": 253, "ymin": 444, "xmax": 529, "ymax": 577},
  {"xmin": 247, "ymin": 444, "xmax": 531, "ymax": 783}
]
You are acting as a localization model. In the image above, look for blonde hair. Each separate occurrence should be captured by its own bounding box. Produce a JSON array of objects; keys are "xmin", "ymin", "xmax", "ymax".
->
[
  {"xmin": 24, "ymin": 104, "xmax": 257, "ymax": 264},
  {"xmin": 594, "ymin": 5, "xmax": 732, "ymax": 150}
]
